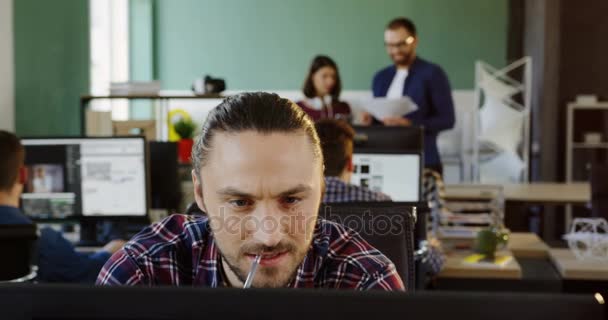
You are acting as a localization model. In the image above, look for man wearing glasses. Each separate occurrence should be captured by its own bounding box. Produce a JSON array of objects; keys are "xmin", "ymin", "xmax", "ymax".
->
[{"xmin": 370, "ymin": 17, "xmax": 455, "ymax": 175}]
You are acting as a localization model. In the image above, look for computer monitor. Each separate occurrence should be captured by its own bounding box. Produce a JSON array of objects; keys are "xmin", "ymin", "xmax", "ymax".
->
[
  {"xmin": 350, "ymin": 151, "xmax": 421, "ymax": 202},
  {"xmin": 20, "ymin": 137, "xmax": 149, "ymax": 220},
  {"xmin": 352, "ymin": 125, "xmax": 424, "ymax": 152},
  {"xmin": 0, "ymin": 285, "xmax": 603, "ymax": 320},
  {"xmin": 149, "ymin": 141, "xmax": 181, "ymax": 211}
]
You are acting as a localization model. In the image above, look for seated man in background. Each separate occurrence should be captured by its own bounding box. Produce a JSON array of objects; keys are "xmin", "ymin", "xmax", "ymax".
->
[
  {"xmin": 97, "ymin": 92, "xmax": 404, "ymax": 290},
  {"xmin": 316, "ymin": 120, "xmax": 445, "ymax": 279},
  {"xmin": 0, "ymin": 130, "xmax": 125, "ymax": 283},
  {"xmin": 315, "ymin": 119, "xmax": 391, "ymax": 203}
]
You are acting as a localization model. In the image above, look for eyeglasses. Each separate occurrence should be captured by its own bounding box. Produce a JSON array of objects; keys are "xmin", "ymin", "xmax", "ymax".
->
[{"xmin": 384, "ymin": 36, "xmax": 415, "ymax": 49}]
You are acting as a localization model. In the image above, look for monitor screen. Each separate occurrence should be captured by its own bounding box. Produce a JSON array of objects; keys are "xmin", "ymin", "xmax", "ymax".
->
[
  {"xmin": 350, "ymin": 153, "xmax": 420, "ymax": 202},
  {"xmin": 20, "ymin": 137, "xmax": 148, "ymax": 219}
]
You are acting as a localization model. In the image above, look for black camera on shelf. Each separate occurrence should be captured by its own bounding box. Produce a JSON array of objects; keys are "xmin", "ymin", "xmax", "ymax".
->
[
  {"xmin": 204, "ymin": 76, "xmax": 226, "ymax": 94},
  {"xmin": 192, "ymin": 75, "xmax": 226, "ymax": 95}
]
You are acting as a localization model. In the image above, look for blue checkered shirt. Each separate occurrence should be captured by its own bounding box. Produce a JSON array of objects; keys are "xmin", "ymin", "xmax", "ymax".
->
[{"xmin": 323, "ymin": 176, "xmax": 392, "ymax": 203}]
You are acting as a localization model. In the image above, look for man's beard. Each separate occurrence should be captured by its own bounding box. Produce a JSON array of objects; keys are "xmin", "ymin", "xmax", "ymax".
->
[
  {"xmin": 392, "ymin": 51, "xmax": 414, "ymax": 67},
  {"xmin": 218, "ymin": 239, "xmax": 311, "ymax": 288}
]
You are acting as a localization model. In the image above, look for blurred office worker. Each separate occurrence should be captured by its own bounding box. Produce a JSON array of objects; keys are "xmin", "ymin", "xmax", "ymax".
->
[
  {"xmin": 97, "ymin": 93, "xmax": 404, "ymax": 290},
  {"xmin": 297, "ymin": 55, "xmax": 351, "ymax": 121},
  {"xmin": 315, "ymin": 119, "xmax": 391, "ymax": 203},
  {"xmin": 371, "ymin": 17, "xmax": 455, "ymax": 174},
  {"xmin": 0, "ymin": 131, "xmax": 125, "ymax": 283}
]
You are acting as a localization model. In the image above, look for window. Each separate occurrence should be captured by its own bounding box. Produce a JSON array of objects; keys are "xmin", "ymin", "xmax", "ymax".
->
[{"xmin": 89, "ymin": 0, "xmax": 129, "ymax": 120}]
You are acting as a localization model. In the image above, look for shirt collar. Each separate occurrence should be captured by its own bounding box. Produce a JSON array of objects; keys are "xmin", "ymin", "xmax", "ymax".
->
[{"xmin": 324, "ymin": 176, "xmax": 347, "ymax": 187}]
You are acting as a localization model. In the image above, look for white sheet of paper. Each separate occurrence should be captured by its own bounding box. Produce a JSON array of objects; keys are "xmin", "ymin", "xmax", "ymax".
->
[{"xmin": 360, "ymin": 97, "xmax": 419, "ymax": 120}]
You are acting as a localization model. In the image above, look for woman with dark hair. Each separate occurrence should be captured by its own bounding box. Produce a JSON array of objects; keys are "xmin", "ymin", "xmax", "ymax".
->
[{"xmin": 297, "ymin": 55, "xmax": 351, "ymax": 121}]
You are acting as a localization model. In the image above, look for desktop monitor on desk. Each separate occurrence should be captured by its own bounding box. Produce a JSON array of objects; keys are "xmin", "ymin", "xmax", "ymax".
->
[
  {"xmin": 350, "ymin": 152, "xmax": 421, "ymax": 202},
  {"xmin": 0, "ymin": 285, "xmax": 603, "ymax": 320},
  {"xmin": 352, "ymin": 125, "xmax": 424, "ymax": 152},
  {"xmin": 149, "ymin": 141, "xmax": 181, "ymax": 211},
  {"xmin": 350, "ymin": 126, "xmax": 424, "ymax": 202},
  {"xmin": 20, "ymin": 137, "xmax": 149, "ymax": 244}
]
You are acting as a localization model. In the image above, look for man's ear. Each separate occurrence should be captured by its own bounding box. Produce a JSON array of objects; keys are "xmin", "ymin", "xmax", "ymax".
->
[
  {"xmin": 19, "ymin": 166, "xmax": 28, "ymax": 185},
  {"xmin": 191, "ymin": 169, "xmax": 207, "ymax": 213},
  {"xmin": 345, "ymin": 156, "xmax": 354, "ymax": 173}
]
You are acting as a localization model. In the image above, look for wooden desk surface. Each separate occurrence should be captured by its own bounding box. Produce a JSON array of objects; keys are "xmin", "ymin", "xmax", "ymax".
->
[
  {"xmin": 445, "ymin": 183, "xmax": 590, "ymax": 204},
  {"xmin": 549, "ymin": 249, "xmax": 608, "ymax": 280},
  {"xmin": 502, "ymin": 183, "xmax": 590, "ymax": 204},
  {"xmin": 508, "ymin": 232, "xmax": 550, "ymax": 258},
  {"xmin": 439, "ymin": 250, "xmax": 522, "ymax": 279}
]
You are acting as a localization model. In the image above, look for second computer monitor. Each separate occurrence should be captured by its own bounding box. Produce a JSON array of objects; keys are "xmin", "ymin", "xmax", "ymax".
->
[
  {"xmin": 351, "ymin": 152, "xmax": 421, "ymax": 202},
  {"xmin": 352, "ymin": 125, "xmax": 424, "ymax": 152},
  {"xmin": 20, "ymin": 137, "xmax": 148, "ymax": 220},
  {"xmin": 350, "ymin": 126, "xmax": 423, "ymax": 202}
]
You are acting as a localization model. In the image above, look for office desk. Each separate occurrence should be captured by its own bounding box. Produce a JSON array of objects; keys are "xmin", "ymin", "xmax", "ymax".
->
[
  {"xmin": 445, "ymin": 183, "xmax": 590, "ymax": 204},
  {"xmin": 435, "ymin": 235, "xmax": 562, "ymax": 292},
  {"xmin": 549, "ymin": 249, "xmax": 608, "ymax": 281},
  {"xmin": 446, "ymin": 183, "xmax": 591, "ymax": 244},
  {"xmin": 439, "ymin": 250, "xmax": 522, "ymax": 279},
  {"xmin": 508, "ymin": 232, "xmax": 550, "ymax": 258},
  {"xmin": 549, "ymin": 248, "xmax": 608, "ymax": 294},
  {"xmin": 502, "ymin": 183, "xmax": 590, "ymax": 204}
]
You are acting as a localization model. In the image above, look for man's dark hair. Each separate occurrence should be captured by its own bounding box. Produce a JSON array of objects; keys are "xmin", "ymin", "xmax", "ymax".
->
[
  {"xmin": 314, "ymin": 119, "xmax": 355, "ymax": 177},
  {"xmin": 192, "ymin": 92, "xmax": 322, "ymax": 175},
  {"xmin": 302, "ymin": 55, "xmax": 342, "ymax": 101},
  {"xmin": 386, "ymin": 17, "xmax": 417, "ymax": 37},
  {"xmin": 0, "ymin": 130, "xmax": 24, "ymax": 192}
]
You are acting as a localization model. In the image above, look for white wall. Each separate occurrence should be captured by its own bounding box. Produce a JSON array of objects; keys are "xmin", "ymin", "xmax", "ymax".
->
[{"xmin": 0, "ymin": 0, "xmax": 15, "ymax": 131}]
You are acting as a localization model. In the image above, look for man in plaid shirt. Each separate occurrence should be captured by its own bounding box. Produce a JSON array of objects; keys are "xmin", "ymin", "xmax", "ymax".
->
[
  {"xmin": 315, "ymin": 120, "xmax": 392, "ymax": 203},
  {"xmin": 97, "ymin": 93, "xmax": 404, "ymax": 290}
]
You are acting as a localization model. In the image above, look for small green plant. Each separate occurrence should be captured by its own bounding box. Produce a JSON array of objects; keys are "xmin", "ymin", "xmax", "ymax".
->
[{"xmin": 174, "ymin": 118, "xmax": 197, "ymax": 139}]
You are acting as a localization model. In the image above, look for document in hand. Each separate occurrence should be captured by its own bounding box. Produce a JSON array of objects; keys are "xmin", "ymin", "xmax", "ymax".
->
[{"xmin": 360, "ymin": 97, "xmax": 419, "ymax": 120}]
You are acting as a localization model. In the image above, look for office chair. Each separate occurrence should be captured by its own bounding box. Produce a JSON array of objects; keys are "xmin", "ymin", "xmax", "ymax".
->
[
  {"xmin": 184, "ymin": 202, "xmax": 204, "ymax": 216},
  {"xmin": 184, "ymin": 201, "xmax": 418, "ymax": 289},
  {"xmin": 590, "ymin": 163, "xmax": 608, "ymax": 220},
  {"xmin": 319, "ymin": 202, "xmax": 416, "ymax": 290},
  {"xmin": 0, "ymin": 224, "xmax": 38, "ymax": 283}
]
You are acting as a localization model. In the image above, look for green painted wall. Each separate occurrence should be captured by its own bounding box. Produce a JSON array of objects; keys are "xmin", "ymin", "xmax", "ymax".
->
[
  {"xmin": 13, "ymin": 0, "xmax": 89, "ymax": 136},
  {"xmin": 153, "ymin": 0, "xmax": 508, "ymax": 90}
]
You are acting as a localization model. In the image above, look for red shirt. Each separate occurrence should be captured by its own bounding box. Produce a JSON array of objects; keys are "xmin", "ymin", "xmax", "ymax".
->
[{"xmin": 296, "ymin": 99, "xmax": 351, "ymax": 121}]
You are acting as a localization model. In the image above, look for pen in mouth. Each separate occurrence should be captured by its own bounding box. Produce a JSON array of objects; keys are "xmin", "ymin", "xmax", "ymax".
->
[{"xmin": 243, "ymin": 254, "xmax": 261, "ymax": 289}]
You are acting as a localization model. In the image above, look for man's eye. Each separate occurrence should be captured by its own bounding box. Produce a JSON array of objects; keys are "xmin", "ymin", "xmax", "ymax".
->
[
  {"xmin": 282, "ymin": 197, "xmax": 301, "ymax": 205},
  {"xmin": 230, "ymin": 199, "xmax": 252, "ymax": 207}
]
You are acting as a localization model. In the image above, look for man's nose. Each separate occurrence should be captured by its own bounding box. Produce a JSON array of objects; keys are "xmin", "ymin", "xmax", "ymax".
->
[{"xmin": 249, "ymin": 204, "xmax": 284, "ymax": 248}]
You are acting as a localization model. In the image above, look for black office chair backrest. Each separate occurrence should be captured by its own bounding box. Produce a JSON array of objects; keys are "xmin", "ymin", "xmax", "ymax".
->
[
  {"xmin": 184, "ymin": 202, "xmax": 204, "ymax": 216},
  {"xmin": 590, "ymin": 163, "xmax": 608, "ymax": 220},
  {"xmin": 0, "ymin": 224, "xmax": 38, "ymax": 282},
  {"xmin": 319, "ymin": 202, "xmax": 416, "ymax": 290}
]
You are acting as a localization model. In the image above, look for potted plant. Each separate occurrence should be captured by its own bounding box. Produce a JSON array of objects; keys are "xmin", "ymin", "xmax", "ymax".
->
[{"xmin": 174, "ymin": 118, "xmax": 197, "ymax": 164}]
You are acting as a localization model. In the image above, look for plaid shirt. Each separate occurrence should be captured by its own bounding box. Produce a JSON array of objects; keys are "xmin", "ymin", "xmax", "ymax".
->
[
  {"xmin": 323, "ymin": 177, "xmax": 392, "ymax": 203},
  {"xmin": 97, "ymin": 214, "xmax": 405, "ymax": 291}
]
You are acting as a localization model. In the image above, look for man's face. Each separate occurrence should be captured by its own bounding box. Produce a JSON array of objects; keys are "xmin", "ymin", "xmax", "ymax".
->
[
  {"xmin": 193, "ymin": 130, "xmax": 323, "ymax": 288},
  {"xmin": 384, "ymin": 27, "xmax": 417, "ymax": 66}
]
